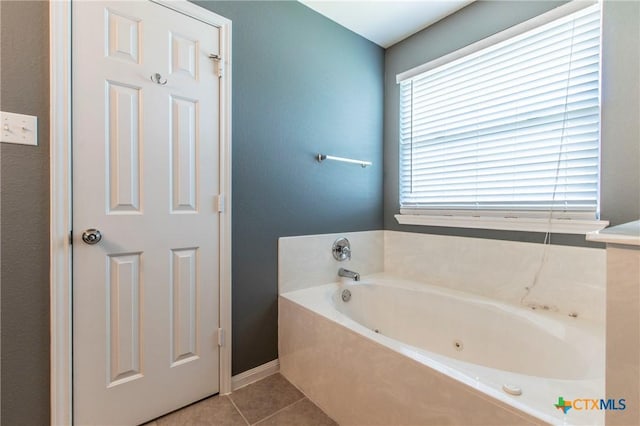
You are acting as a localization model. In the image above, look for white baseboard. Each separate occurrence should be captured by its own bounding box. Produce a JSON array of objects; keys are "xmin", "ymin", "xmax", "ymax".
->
[{"xmin": 230, "ymin": 359, "xmax": 280, "ymax": 392}]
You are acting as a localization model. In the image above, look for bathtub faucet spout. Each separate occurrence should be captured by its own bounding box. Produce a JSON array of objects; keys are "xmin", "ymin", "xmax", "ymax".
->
[{"xmin": 338, "ymin": 267, "xmax": 360, "ymax": 282}]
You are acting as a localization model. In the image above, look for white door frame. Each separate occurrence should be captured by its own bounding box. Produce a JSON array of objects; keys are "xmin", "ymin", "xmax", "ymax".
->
[{"xmin": 49, "ymin": 1, "xmax": 233, "ymax": 424}]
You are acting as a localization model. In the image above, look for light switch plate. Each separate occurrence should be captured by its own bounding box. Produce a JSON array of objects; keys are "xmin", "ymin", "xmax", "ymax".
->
[{"xmin": 1, "ymin": 111, "xmax": 38, "ymax": 146}]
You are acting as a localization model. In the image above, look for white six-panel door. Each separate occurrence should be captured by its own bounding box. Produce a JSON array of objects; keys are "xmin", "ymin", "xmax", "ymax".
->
[{"xmin": 72, "ymin": 1, "xmax": 223, "ymax": 424}]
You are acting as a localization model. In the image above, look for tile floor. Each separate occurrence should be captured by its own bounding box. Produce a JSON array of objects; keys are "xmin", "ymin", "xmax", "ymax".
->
[{"xmin": 144, "ymin": 373, "xmax": 337, "ymax": 426}]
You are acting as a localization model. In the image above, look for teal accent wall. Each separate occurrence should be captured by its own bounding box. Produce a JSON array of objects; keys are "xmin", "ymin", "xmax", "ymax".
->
[{"xmin": 191, "ymin": 0, "xmax": 384, "ymax": 374}]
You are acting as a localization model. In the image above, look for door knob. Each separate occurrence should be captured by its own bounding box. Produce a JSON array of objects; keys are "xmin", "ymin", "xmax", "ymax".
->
[{"xmin": 82, "ymin": 229, "xmax": 102, "ymax": 245}]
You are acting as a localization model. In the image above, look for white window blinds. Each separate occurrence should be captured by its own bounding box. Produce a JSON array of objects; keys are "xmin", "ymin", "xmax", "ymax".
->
[{"xmin": 399, "ymin": 4, "xmax": 601, "ymax": 217}]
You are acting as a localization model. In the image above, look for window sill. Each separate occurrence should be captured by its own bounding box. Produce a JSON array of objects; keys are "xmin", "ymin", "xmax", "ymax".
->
[{"xmin": 395, "ymin": 214, "xmax": 609, "ymax": 235}]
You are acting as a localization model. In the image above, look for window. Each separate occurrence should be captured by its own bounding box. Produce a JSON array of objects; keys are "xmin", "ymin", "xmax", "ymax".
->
[{"xmin": 397, "ymin": 3, "xmax": 606, "ymax": 233}]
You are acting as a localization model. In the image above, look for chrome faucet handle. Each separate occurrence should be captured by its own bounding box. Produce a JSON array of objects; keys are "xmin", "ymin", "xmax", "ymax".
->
[
  {"xmin": 341, "ymin": 245, "xmax": 351, "ymax": 260},
  {"xmin": 332, "ymin": 237, "xmax": 352, "ymax": 261}
]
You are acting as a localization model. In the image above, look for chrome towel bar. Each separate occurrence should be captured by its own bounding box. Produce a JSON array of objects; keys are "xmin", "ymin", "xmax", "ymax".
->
[{"xmin": 316, "ymin": 154, "xmax": 372, "ymax": 168}]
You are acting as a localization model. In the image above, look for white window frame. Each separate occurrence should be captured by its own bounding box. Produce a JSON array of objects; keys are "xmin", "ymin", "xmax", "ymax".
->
[{"xmin": 395, "ymin": 0, "xmax": 608, "ymax": 234}]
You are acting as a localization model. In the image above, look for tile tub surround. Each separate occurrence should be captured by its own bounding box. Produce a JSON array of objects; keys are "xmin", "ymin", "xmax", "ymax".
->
[
  {"xmin": 279, "ymin": 230, "xmax": 605, "ymax": 322},
  {"xmin": 278, "ymin": 230, "xmax": 384, "ymax": 294},
  {"xmin": 279, "ymin": 296, "xmax": 544, "ymax": 426},
  {"xmin": 588, "ymin": 221, "xmax": 640, "ymax": 426},
  {"xmin": 604, "ymin": 245, "xmax": 640, "ymax": 426},
  {"xmin": 384, "ymin": 231, "xmax": 606, "ymax": 322}
]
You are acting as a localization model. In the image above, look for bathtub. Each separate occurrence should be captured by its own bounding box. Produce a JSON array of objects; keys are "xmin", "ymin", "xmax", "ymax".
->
[{"xmin": 278, "ymin": 273, "xmax": 605, "ymax": 426}]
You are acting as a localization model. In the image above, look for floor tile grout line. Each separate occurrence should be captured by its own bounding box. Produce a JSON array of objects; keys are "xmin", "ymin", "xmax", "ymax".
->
[
  {"xmin": 250, "ymin": 396, "xmax": 307, "ymax": 426},
  {"xmin": 226, "ymin": 395, "xmax": 251, "ymax": 426}
]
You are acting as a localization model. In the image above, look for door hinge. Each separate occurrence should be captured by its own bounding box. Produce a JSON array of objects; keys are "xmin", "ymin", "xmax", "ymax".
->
[
  {"xmin": 209, "ymin": 54, "xmax": 224, "ymax": 78},
  {"xmin": 215, "ymin": 194, "xmax": 225, "ymax": 213},
  {"xmin": 69, "ymin": 230, "xmax": 73, "ymax": 245},
  {"xmin": 217, "ymin": 328, "xmax": 224, "ymax": 347}
]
